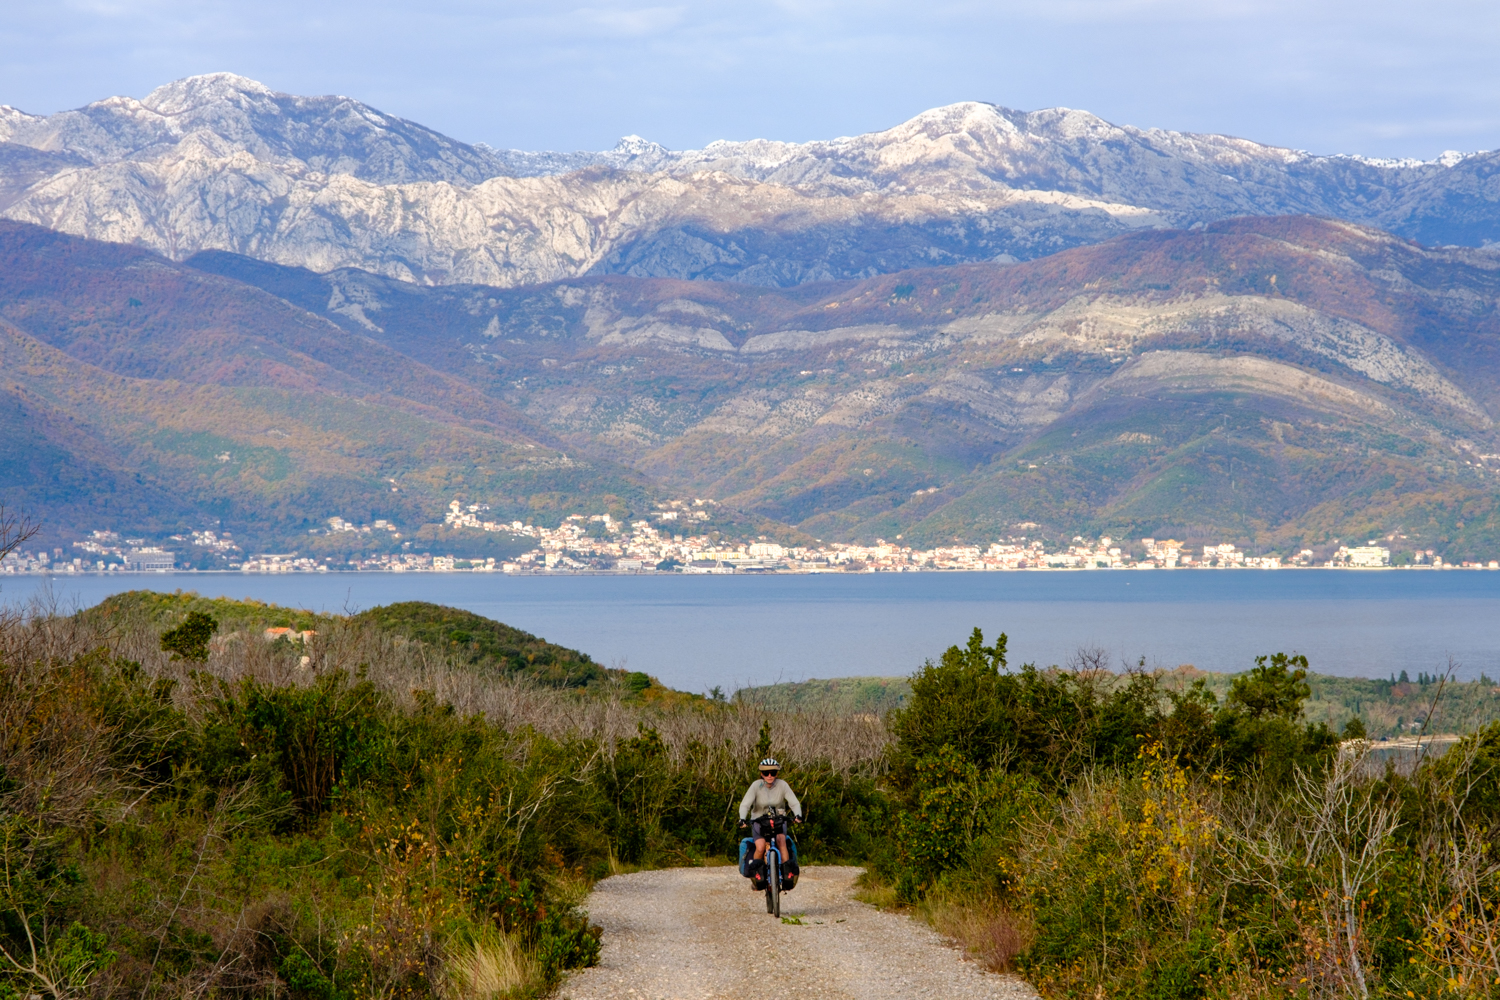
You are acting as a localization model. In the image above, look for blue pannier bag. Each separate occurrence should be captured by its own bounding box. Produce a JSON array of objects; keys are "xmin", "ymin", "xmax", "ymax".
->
[{"xmin": 739, "ymin": 836, "xmax": 798, "ymax": 875}]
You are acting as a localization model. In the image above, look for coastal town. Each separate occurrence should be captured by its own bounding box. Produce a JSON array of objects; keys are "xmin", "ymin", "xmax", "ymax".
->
[{"xmin": 3, "ymin": 500, "xmax": 1497, "ymax": 576}]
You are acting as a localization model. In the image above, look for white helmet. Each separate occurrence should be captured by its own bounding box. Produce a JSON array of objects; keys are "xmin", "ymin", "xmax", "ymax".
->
[{"xmin": 759, "ymin": 757, "xmax": 780, "ymax": 771}]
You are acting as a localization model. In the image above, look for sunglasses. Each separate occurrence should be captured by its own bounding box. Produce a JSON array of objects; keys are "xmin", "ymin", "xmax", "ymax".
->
[{"xmin": 760, "ymin": 770, "xmax": 779, "ymax": 777}]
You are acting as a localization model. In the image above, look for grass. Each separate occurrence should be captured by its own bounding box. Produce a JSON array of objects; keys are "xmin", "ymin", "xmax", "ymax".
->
[
  {"xmin": 445, "ymin": 928, "xmax": 536, "ymax": 1000},
  {"xmin": 852, "ymin": 871, "xmax": 1030, "ymax": 973}
]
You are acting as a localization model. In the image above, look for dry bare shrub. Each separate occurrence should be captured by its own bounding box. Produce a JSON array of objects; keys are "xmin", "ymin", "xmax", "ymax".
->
[
  {"xmin": 1398, "ymin": 737, "xmax": 1500, "ymax": 994},
  {"xmin": 342, "ymin": 813, "xmax": 464, "ymax": 1000},
  {"xmin": 0, "ymin": 593, "xmax": 135, "ymax": 834},
  {"xmin": 0, "ymin": 599, "xmax": 126, "ymax": 1000},
  {"xmin": 1224, "ymin": 746, "xmax": 1398, "ymax": 1000}
]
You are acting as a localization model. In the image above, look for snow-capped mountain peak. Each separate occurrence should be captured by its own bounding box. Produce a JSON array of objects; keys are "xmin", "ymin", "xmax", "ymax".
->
[
  {"xmin": 140, "ymin": 73, "xmax": 278, "ymax": 115},
  {"xmin": 879, "ymin": 101, "xmax": 1019, "ymax": 139},
  {"xmin": 612, "ymin": 134, "xmax": 666, "ymax": 156}
]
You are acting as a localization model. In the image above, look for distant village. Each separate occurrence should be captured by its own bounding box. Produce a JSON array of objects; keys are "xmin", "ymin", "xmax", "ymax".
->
[{"xmin": 5, "ymin": 498, "xmax": 1497, "ymax": 577}]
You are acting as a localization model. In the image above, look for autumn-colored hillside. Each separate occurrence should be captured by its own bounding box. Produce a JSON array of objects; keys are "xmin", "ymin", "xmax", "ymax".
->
[
  {"xmin": 6, "ymin": 216, "xmax": 1500, "ymax": 559},
  {"xmin": 0, "ymin": 223, "xmax": 665, "ymax": 549}
]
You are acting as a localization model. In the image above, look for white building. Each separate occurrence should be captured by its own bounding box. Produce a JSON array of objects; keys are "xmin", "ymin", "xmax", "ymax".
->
[
  {"xmin": 1339, "ymin": 544, "xmax": 1391, "ymax": 568},
  {"xmin": 125, "ymin": 548, "xmax": 175, "ymax": 572}
]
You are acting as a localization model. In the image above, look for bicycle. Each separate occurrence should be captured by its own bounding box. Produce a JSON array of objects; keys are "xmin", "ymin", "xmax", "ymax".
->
[{"xmin": 739, "ymin": 809, "xmax": 798, "ymax": 917}]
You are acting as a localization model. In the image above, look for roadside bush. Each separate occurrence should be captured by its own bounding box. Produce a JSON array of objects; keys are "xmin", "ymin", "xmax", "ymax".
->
[
  {"xmin": 885, "ymin": 746, "xmax": 1041, "ymax": 902},
  {"xmin": 533, "ymin": 911, "xmax": 601, "ymax": 981},
  {"xmin": 889, "ymin": 630, "xmax": 1163, "ymax": 792},
  {"xmin": 878, "ymin": 625, "xmax": 1500, "ymax": 999}
]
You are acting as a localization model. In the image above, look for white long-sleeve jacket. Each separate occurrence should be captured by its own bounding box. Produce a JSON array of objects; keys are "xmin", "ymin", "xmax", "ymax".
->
[{"xmin": 738, "ymin": 777, "xmax": 802, "ymax": 821}]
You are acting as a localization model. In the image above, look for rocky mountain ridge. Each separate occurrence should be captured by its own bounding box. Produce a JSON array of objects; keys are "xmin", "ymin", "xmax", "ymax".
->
[
  {"xmin": 0, "ymin": 73, "xmax": 510, "ymax": 184},
  {"xmin": 2, "ymin": 75, "xmax": 1497, "ymax": 288}
]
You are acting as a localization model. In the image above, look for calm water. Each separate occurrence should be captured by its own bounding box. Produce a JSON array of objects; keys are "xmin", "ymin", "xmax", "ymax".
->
[{"xmin": 4, "ymin": 571, "xmax": 1499, "ymax": 693}]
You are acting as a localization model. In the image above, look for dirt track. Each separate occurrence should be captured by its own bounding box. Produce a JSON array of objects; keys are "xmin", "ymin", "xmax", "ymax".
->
[{"xmin": 559, "ymin": 865, "xmax": 1038, "ymax": 1000}]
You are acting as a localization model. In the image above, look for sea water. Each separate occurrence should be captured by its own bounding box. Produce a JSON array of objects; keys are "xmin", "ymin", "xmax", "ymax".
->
[{"xmin": 3, "ymin": 570, "xmax": 1498, "ymax": 693}]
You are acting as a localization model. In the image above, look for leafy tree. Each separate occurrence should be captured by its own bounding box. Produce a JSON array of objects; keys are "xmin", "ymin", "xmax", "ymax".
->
[
  {"xmin": 1161, "ymin": 677, "xmax": 1219, "ymax": 765},
  {"xmin": 891, "ymin": 629, "xmax": 1165, "ymax": 788},
  {"xmin": 890, "ymin": 628, "xmax": 1010, "ymax": 772},
  {"xmin": 1226, "ymin": 652, "xmax": 1310, "ymax": 720},
  {"xmin": 1214, "ymin": 653, "xmax": 1337, "ymax": 778},
  {"xmin": 159, "ymin": 611, "xmax": 217, "ymax": 663}
]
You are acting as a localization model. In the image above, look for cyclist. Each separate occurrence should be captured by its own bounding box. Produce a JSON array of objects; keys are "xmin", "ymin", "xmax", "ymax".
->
[{"xmin": 737, "ymin": 757, "xmax": 802, "ymax": 889}]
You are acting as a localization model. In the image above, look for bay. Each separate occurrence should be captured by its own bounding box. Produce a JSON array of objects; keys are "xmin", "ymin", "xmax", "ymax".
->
[{"xmin": 3, "ymin": 570, "xmax": 1499, "ymax": 693}]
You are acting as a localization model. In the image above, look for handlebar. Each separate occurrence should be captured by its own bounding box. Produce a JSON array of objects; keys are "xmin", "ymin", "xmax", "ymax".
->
[{"xmin": 739, "ymin": 809, "xmax": 805, "ymax": 833}]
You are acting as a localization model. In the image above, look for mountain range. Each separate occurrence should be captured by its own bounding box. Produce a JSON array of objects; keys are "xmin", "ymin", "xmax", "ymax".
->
[
  {"xmin": 2, "ymin": 76, "xmax": 1500, "ymax": 560},
  {"xmin": 2, "ymin": 74, "xmax": 1497, "ymax": 288}
]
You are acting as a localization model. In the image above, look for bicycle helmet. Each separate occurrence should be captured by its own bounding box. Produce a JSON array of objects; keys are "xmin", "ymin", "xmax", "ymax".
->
[{"xmin": 759, "ymin": 757, "xmax": 780, "ymax": 772}]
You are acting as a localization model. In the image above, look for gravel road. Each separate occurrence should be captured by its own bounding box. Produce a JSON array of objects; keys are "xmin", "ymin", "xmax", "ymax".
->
[{"xmin": 558, "ymin": 866, "xmax": 1039, "ymax": 1000}]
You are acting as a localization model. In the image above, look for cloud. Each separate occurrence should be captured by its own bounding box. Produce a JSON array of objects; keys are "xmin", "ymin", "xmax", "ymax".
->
[{"xmin": 577, "ymin": 5, "xmax": 687, "ymax": 37}]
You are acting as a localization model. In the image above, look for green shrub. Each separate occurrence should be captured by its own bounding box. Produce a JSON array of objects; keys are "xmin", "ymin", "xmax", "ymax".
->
[
  {"xmin": 533, "ymin": 910, "xmax": 601, "ymax": 981},
  {"xmin": 889, "ymin": 746, "xmax": 1041, "ymax": 901},
  {"xmin": 159, "ymin": 611, "xmax": 217, "ymax": 663},
  {"xmin": 199, "ymin": 671, "xmax": 391, "ymax": 819},
  {"xmin": 278, "ymin": 951, "xmax": 337, "ymax": 1000}
]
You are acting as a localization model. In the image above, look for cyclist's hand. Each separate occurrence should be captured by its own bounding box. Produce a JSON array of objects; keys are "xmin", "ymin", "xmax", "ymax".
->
[
  {"xmin": 795, "ymin": 814, "xmax": 804, "ymax": 824},
  {"xmin": 737, "ymin": 818, "xmax": 750, "ymax": 832}
]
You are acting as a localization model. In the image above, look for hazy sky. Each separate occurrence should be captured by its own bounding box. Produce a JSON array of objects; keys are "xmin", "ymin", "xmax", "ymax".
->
[{"xmin": 3, "ymin": 0, "xmax": 1498, "ymax": 159}]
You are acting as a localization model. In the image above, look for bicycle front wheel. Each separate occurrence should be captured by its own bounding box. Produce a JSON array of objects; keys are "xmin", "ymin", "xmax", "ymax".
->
[{"xmin": 768, "ymin": 852, "xmax": 780, "ymax": 917}]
